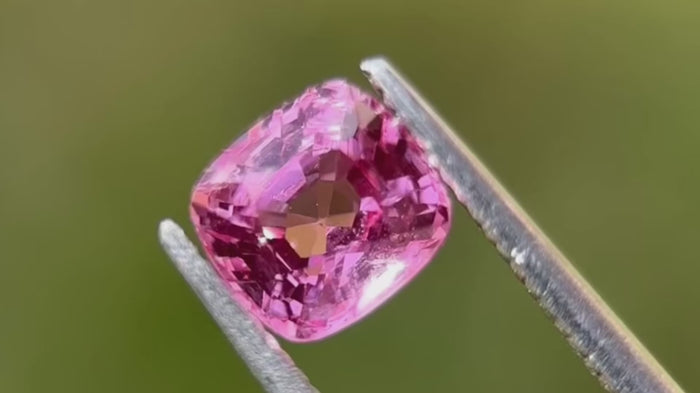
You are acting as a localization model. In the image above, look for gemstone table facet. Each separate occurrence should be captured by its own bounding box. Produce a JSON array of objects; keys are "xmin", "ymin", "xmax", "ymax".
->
[{"xmin": 190, "ymin": 80, "xmax": 451, "ymax": 342}]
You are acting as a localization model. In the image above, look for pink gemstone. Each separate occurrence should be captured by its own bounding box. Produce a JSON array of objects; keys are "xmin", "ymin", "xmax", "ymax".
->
[{"xmin": 190, "ymin": 80, "xmax": 451, "ymax": 342}]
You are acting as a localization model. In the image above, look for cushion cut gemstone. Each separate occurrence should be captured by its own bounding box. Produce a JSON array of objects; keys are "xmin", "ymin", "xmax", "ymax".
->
[{"xmin": 190, "ymin": 80, "xmax": 451, "ymax": 342}]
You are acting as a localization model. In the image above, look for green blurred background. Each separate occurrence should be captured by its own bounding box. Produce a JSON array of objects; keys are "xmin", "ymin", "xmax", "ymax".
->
[{"xmin": 1, "ymin": 1, "xmax": 699, "ymax": 392}]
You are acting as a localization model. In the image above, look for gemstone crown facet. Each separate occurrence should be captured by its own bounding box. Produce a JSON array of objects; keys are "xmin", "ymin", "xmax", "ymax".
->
[{"xmin": 190, "ymin": 80, "xmax": 451, "ymax": 342}]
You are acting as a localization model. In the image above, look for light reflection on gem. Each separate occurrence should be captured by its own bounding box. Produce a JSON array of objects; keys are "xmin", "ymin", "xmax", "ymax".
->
[{"xmin": 358, "ymin": 261, "xmax": 406, "ymax": 311}]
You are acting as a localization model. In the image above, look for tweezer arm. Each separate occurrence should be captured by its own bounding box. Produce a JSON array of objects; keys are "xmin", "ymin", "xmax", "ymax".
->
[
  {"xmin": 360, "ymin": 57, "xmax": 683, "ymax": 393},
  {"xmin": 158, "ymin": 220, "xmax": 318, "ymax": 393}
]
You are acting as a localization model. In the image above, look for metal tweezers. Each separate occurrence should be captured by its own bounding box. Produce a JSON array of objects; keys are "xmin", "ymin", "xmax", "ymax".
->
[{"xmin": 158, "ymin": 57, "xmax": 684, "ymax": 393}]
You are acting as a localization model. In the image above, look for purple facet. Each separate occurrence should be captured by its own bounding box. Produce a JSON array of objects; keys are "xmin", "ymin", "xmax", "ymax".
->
[{"xmin": 190, "ymin": 80, "xmax": 451, "ymax": 342}]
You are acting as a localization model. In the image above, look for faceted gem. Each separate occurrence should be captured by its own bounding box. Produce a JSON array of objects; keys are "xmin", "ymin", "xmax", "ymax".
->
[{"xmin": 190, "ymin": 80, "xmax": 451, "ymax": 342}]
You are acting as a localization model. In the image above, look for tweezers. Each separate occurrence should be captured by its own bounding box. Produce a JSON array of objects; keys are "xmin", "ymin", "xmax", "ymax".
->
[{"xmin": 158, "ymin": 56, "xmax": 684, "ymax": 393}]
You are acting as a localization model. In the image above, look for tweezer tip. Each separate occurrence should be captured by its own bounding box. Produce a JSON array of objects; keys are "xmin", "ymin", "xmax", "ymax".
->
[
  {"xmin": 158, "ymin": 218, "xmax": 179, "ymax": 241},
  {"xmin": 359, "ymin": 56, "xmax": 390, "ymax": 75}
]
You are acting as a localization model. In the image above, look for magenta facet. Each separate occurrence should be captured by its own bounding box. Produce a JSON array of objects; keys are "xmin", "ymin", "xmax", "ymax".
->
[{"xmin": 190, "ymin": 80, "xmax": 451, "ymax": 342}]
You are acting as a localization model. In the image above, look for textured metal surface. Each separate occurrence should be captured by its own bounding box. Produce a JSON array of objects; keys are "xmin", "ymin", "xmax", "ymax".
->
[
  {"xmin": 158, "ymin": 220, "xmax": 318, "ymax": 393},
  {"xmin": 360, "ymin": 57, "xmax": 684, "ymax": 393}
]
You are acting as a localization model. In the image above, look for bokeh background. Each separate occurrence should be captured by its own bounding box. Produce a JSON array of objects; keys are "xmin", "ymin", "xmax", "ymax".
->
[{"xmin": 2, "ymin": 1, "xmax": 699, "ymax": 392}]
